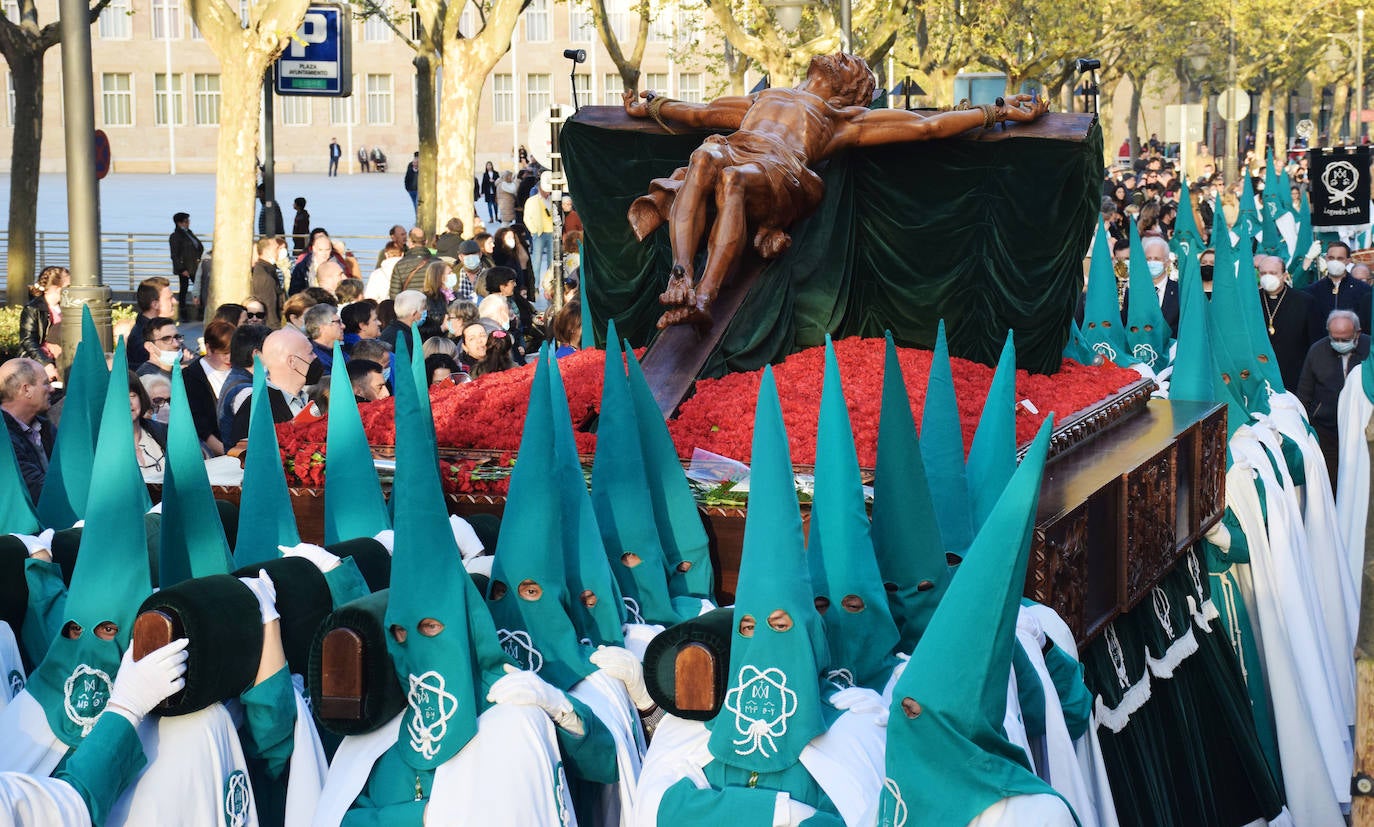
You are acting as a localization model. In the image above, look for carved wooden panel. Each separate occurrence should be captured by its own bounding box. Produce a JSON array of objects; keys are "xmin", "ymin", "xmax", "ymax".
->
[
  {"xmin": 1122, "ymin": 445, "xmax": 1177, "ymax": 611},
  {"xmin": 1197, "ymin": 407, "xmax": 1227, "ymax": 528},
  {"xmin": 1026, "ymin": 506, "xmax": 1090, "ymax": 640}
]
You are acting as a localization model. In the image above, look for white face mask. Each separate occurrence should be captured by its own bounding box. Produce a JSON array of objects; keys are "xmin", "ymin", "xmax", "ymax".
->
[
  {"xmin": 156, "ymin": 349, "xmax": 179, "ymax": 368},
  {"xmin": 1329, "ymin": 259, "xmax": 1350, "ymax": 277},
  {"xmin": 444, "ymin": 272, "xmax": 457, "ymax": 290},
  {"xmin": 1146, "ymin": 260, "xmax": 1165, "ymax": 279},
  {"xmin": 1259, "ymin": 274, "xmax": 1282, "ymax": 294},
  {"xmin": 1332, "ymin": 339, "xmax": 1357, "ymax": 355}
]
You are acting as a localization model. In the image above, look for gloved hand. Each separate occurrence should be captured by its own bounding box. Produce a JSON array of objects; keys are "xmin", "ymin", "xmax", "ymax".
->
[
  {"xmin": 146, "ymin": 501, "xmax": 163, "ymax": 515},
  {"xmin": 12, "ymin": 528, "xmax": 55, "ymax": 557},
  {"xmin": 106, "ymin": 638, "xmax": 189, "ymax": 726},
  {"xmin": 487, "ymin": 665, "xmax": 580, "ymax": 732},
  {"xmin": 238, "ymin": 571, "xmax": 280, "ymax": 624},
  {"xmin": 448, "ymin": 516, "xmax": 484, "ymax": 561},
  {"xmin": 1204, "ymin": 521, "xmax": 1231, "ymax": 552},
  {"xmin": 589, "ymin": 645, "xmax": 655, "ymax": 711},
  {"xmin": 372, "ymin": 530, "xmax": 395, "ymax": 554},
  {"xmin": 1016, "ymin": 610, "xmax": 1047, "ymax": 650},
  {"xmin": 829, "ymin": 686, "xmax": 888, "ymax": 725},
  {"xmin": 278, "ymin": 542, "xmax": 341, "ymax": 573},
  {"xmin": 774, "ymin": 793, "xmax": 818, "ymax": 826}
]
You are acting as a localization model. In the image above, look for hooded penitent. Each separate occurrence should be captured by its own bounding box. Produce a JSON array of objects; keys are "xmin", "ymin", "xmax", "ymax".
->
[
  {"xmin": 877, "ymin": 418, "xmax": 1059, "ymax": 827},
  {"xmin": 1171, "ymin": 180, "xmax": 1204, "ymax": 264},
  {"xmin": 1081, "ymin": 221, "xmax": 1136, "ymax": 369},
  {"xmin": 920, "ymin": 322, "xmax": 974, "ymax": 553},
  {"xmin": 486, "ymin": 347, "xmax": 596, "ymax": 692},
  {"xmin": 545, "ymin": 347, "xmax": 626, "ymax": 647},
  {"xmin": 234, "ymin": 355, "xmax": 301, "ymax": 566},
  {"xmin": 0, "ymin": 398, "xmax": 40, "ymax": 534},
  {"xmin": 1125, "ymin": 218, "xmax": 1173, "ymax": 366},
  {"xmin": 1289, "ymin": 191, "xmax": 1315, "ymax": 287},
  {"xmin": 591, "ymin": 323, "xmax": 681, "ymax": 627},
  {"xmin": 324, "ymin": 341, "xmax": 390, "ymax": 545},
  {"xmin": 385, "ymin": 333, "xmax": 509, "ymax": 770},
  {"xmin": 807, "ymin": 337, "xmax": 901, "ymax": 691},
  {"xmin": 965, "ymin": 332, "xmax": 1017, "ymax": 536},
  {"xmin": 1207, "ymin": 196, "xmax": 1282, "ymax": 415},
  {"xmin": 36, "ymin": 307, "xmax": 108, "ymax": 529},
  {"xmin": 871, "ymin": 334, "xmax": 953, "ymax": 653},
  {"xmin": 623, "ymin": 346, "xmax": 715, "ymax": 602},
  {"xmin": 1259, "ymin": 151, "xmax": 1289, "ymax": 261},
  {"xmin": 27, "ymin": 338, "xmax": 153, "ymax": 748},
  {"xmin": 706, "ymin": 366, "xmax": 829, "ymax": 774},
  {"xmin": 159, "ymin": 359, "xmax": 233, "ymax": 587}
]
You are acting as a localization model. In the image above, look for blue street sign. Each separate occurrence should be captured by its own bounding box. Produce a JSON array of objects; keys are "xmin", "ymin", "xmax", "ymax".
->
[{"xmin": 275, "ymin": 3, "xmax": 353, "ymax": 97}]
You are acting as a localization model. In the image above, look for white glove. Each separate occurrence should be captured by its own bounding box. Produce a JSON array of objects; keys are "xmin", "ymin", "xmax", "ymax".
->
[
  {"xmin": 1204, "ymin": 521, "xmax": 1231, "ymax": 552},
  {"xmin": 106, "ymin": 638, "xmax": 189, "ymax": 725},
  {"xmin": 621, "ymin": 623, "xmax": 664, "ymax": 661},
  {"xmin": 589, "ymin": 645, "xmax": 655, "ymax": 711},
  {"xmin": 829, "ymin": 686, "xmax": 888, "ymax": 725},
  {"xmin": 71, "ymin": 520, "xmax": 85, "ymax": 528},
  {"xmin": 448, "ymin": 515, "xmax": 484, "ymax": 561},
  {"xmin": 773, "ymin": 793, "xmax": 817, "ymax": 827},
  {"xmin": 1016, "ymin": 610, "xmax": 1047, "ymax": 650},
  {"xmin": 278, "ymin": 542, "xmax": 341, "ymax": 573},
  {"xmin": 487, "ymin": 665, "xmax": 580, "ymax": 732},
  {"xmin": 372, "ymin": 530, "xmax": 395, "ymax": 554},
  {"xmin": 146, "ymin": 501, "xmax": 163, "ymax": 515},
  {"xmin": 12, "ymin": 529, "xmax": 55, "ymax": 557},
  {"xmin": 238, "ymin": 571, "xmax": 280, "ymax": 624}
]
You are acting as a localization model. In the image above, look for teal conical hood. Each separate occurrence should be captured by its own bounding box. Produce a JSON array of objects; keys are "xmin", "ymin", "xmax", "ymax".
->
[
  {"xmin": 324, "ymin": 341, "xmax": 389, "ymax": 544},
  {"xmin": 877, "ymin": 418, "xmax": 1059, "ymax": 827},
  {"xmin": 807, "ymin": 337, "xmax": 901, "ymax": 690},
  {"xmin": 872, "ymin": 333, "xmax": 951, "ymax": 652},
  {"xmin": 1237, "ymin": 170, "xmax": 1260, "ymax": 244},
  {"xmin": 28, "ymin": 338, "xmax": 153, "ymax": 748},
  {"xmin": 707, "ymin": 366, "xmax": 828, "ymax": 772},
  {"xmin": 1361, "ymin": 286, "xmax": 1374, "ymax": 406},
  {"xmin": 919, "ymin": 322, "xmax": 973, "ymax": 552},
  {"xmin": 487, "ymin": 347, "xmax": 595, "ymax": 691},
  {"xmin": 0, "ymin": 402, "xmax": 39, "ymax": 533},
  {"xmin": 591, "ymin": 322, "xmax": 680, "ymax": 626},
  {"xmin": 1125, "ymin": 218, "xmax": 1172, "ymax": 365},
  {"xmin": 159, "ymin": 359, "xmax": 232, "ymax": 587},
  {"xmin": 36, "ymin": 306, "xmax": 108, "ymax": 528},
  {"xmin": 965, "ymin": 332, "xmax": 1017, "ymax": 536},
  {"xmin": 1171, "ymin": 180, "xmax": 1205, "ymax": 263},
  {"xmin": 623, "ymin": 346, "xmax": 714, "ymax": 600},
  {"xmin": 545, "ymin": 347, "xmax": 625, "ymax": 647},
  {"xmin": 1233, "ymin": 240, "xmax": 1286, "ymax": 394},
  {"xmin": 234, "ymin": 356, "xmax": 300, "ymax": 566},
  {"xmin": 1259, "ymin": 153, "xmax": 1288, "ymax": 260},
  {"xmin": 1206, "ymin": 197, "xmax": 1271, "ymax": 421},
  {"xmin": 408, "ymin": 321, "xmax": 431, "ymax": 423},
  {"xmin": 1169, "ymin": 252, "xmax": 1218, "ymax": 405},
  {"xmin": 1289, "ymin": 191, "xmax": 1315, "ymax": 287},
  {"xmin": 1081, "ymin": 221, "xmax": 1134, "ymax": 366},
  {"xmin": 386, "ymin": 330, "xmax": 509, "ymax": 770}
]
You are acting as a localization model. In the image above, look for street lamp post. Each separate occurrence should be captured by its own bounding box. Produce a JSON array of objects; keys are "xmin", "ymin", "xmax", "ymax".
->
[
  {"xmin": 1223, "ymin": 0, "xmax": 1239, "ymax": 186},
  {"xmin": 1357, "ymin": 9, "xmax": 1365, "ymax": 144}
]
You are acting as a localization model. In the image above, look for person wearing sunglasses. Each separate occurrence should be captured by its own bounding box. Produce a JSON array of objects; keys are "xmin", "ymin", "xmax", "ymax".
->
[
  {"xmin": 134, "ymin": 317, "xmax": 192, "ymax": 379},
  {"xmin": 242, "ymin": 299, "xmax": 270, "ymax": 326}
]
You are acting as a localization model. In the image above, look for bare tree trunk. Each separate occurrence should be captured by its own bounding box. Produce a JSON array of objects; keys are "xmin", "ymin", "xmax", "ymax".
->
[
  {"xmin": 1335, "ymin": 83, "xmax": 1352, "ymax": 144},
  {"xmin": 1127, "ymin": 72, "xmax": 1143, "ymax": 160},
  {"xmin": 1273, "ymin": 82, "xmax": 1289, "ymax": 160},
  {"xmin": 723, "ymin": 42, "xmax": 748, "ymax": 95},
  {"xmin": 5, "ymin": 53, "xmax": 42, "ymax": 304},
  {"xmin": 207, "ymin": 58, "xmax": 266, "ymax": 314},
  {"xmin": 414, "ymin": 51, "xmax": 439, "ymax": 236},
  {"xmin": 435, "ymin": 70, "xmax": 485, "ymax": 239},
  {"xmin": 1254, "ymin": 84, "xmax": 1271, "ymax": 164}
]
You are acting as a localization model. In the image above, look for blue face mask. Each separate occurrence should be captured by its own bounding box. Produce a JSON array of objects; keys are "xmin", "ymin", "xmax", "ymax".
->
[
  {"xmin": 382, "ymin": 366, "xmax": 392, "ymax": 382},
  {"xmin": 1332, "ymin": 339, "xmax": 1357, "ymax": 355},
  {"xmin": 418, "ymin": 310, "xmax": 428, "ymax": 325},
  {"xmin": 1147, "ymin": 260, "xmax": 1165, "ymax": 279},
  {"xmin": 462, "ymin": 255, "xmax": 481, "ymax": 270}
]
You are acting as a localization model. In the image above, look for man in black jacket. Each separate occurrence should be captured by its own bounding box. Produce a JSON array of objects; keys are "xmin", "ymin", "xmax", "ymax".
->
[
  {"xmin": 225, "ymin": 328, "xmax": 319, "ymax": 445},
  {"xmin": 1, "ymin": 357, "xmax": 55, "ymax": 502},
  {"xmin": 1257, "ymin": 255, "xmax": 1322, "ymax": 391},
  {"xmin": 126, "ymin": 277, "xmax": 175, "ymax": 369},
  {"xmin": 1304, "ymin": 241, "xmax": 1372, "ymax": 333},
  {"xmin": 1296, "ymin": 309, "xmax": 1370, "ymax": 488},
  {"xmin": 169, "ymin": 212, "xmax": 204, "ymax": 321}
]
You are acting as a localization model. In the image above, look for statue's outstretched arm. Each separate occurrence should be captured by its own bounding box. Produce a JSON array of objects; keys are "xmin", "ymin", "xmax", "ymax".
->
[
  {"xmin": 837, "ymin": 93, "xmax": 1049, "ymax": 149},
  {"xmin": 623, "ymin": 89, "xmax": 751, "ymax": 131}
]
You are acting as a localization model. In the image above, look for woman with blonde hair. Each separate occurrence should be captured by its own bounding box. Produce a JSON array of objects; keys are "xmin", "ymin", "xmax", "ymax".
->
[
  {"xmin": 419, "ymin": 259, "xmax": 453, "ymax": 341},
  {"xmin": 19, "ymin": 265, "xmax": 70, "ymax": 381}
]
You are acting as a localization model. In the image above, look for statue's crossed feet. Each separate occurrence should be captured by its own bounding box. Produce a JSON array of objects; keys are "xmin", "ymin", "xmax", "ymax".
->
[{"xmin": 659, "ymin": 265, "xmax": 696, "ymax": 307}]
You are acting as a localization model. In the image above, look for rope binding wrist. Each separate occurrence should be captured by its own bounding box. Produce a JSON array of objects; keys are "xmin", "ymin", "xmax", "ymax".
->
[{"xmin": 646, "ymin": 95, "xmax": 679, "ymax": 135}]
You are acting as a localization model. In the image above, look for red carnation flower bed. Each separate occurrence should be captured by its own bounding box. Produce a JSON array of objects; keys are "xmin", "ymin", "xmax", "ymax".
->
[{"xmin": 276, "ymin": 338, "xmax": 1141, "ymax": 491}]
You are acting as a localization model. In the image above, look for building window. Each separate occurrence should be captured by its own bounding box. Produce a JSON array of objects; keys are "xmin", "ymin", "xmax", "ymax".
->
[
  {"xmin": 6, "ymin": 74, "xmax": 15, "ymax": 126},
  {"xmin": 458, "ymin": 0, "xmax": 477, "ymax": 36},
  {"xmin": 605, "ymin": 0, "xmax": 631, "ymax": 42},
  {"xmin": 409, "ymin": 0, "xmax": 422, "ymax": 40},
  {"xmin": 151, "ymin": 0, "xmax": 181, "ymax": 39},
  {"xmin": 363, "ymin": 4, "xmax": 391, "ymax": 41},
  {"xmin": 604, "ymin": 73, "xmax": 626, "ymax": 105},
  {"xmin": 330, "ymin": 75, "xmax": 359, "ymax": 125},
  {"xmin": 100, "ymin": 73, "xmax": 133, "ymax": 126},
  {"xmin": 678, "ymin": 73, "xmax": 701, "ymax": 103},
  {"xmin": 648, "ymin": 6, "xmax": 671, "ymax": 42},
  {"xmin": 193, "ymin": 73, "xmax": 220, "ymax": 125},
  {"xmin": 526, "ymin": 73, "xmax": 550, "ymax": 119},
  {"xmin": 569, "ymin": 3, "xmax": 594, "ymax": 42},
  {"xmin": 1, "ymin": 0, "xmax": 17, "ymax": 19},
  {"xmin": 644, "ymin": 73, "xmax": 668, "ymax": 96},
  {"xmin": 280, "ymin": 95, "xmax": 311, "ymax": 126},
  {"xmin": 98, "ymin": 0, "xmax": 132, "ymax": 39},
  {"xmin": 153, "ymin": 73, "xmax": 184, "ymax": 126},
  {"xmin": 573, "ymin": 73, "xmax": 591, "ymax": 106},
  {"xmin": 493, "ymin": 73, "xmax": 514, "ymax": 124},
  {"xmin": 675, "ymin": 6, "xmax": 699, "ymax": 46},
  {"xmin": 523, "ymin": 0, "xmax": 549, "ymax": 42},
  {"xmin": 366, "ymin": 73, "xmax": 393, "ymax": 125}
]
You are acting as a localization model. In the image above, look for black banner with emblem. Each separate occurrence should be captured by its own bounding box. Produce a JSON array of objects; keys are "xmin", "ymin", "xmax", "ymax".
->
[{"xmin": 1310, "ymin": 145, "xmax": 1371, "ymax": 227}]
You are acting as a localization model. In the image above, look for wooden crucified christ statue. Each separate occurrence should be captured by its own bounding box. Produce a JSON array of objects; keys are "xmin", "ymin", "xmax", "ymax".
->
[{"xmin": 623, "ymin": 52, "xmax": 1050, "ymax": 329}]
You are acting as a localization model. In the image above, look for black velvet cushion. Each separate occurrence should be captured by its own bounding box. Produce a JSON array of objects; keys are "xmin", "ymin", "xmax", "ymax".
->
[
  {"xmin": 232, "ymin": 557, "xmax": 334, "ymax": 677},
  {"xmin": 308, "ymin": 589, "xmax": 404, "ymax": 737},
  {"xmin": 642, "ymin": 606, "xmax": 734, "ymax": 720},
  {"xmin": 215, "ymin": 500, "xmax": 240, "ymax": 549},
  {"xmin": 49, "ymin": 528, "xmax": 82, "ymax": 585},
  {"xmin": 464, "ymin": 513, "xmax": 500, "ymax": 556},
  {"xmin": 136, "ymin": 574, "xmax": 263, "ymax": 716},
  {"xmin": 325, "ymin": 538, "xmax": 391, "ymax": 593},
  {"xmin": 0, "ymin": 536, "xmax": 30, "ymax": 639}
]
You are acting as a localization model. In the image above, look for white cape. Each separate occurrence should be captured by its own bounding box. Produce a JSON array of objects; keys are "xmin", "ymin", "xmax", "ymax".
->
[
  {"xmin": 0, "ymin": 622, "xmax": 27, "ymax": 713},
  {"xmin": 0, "ymin": 771, "xmax": 92, "ymax": 827},
  {"xmin": 312, "ymin": 704, "xmax": 575, "ymax": 827},
  {"xmin": 570, "ymin": 670, "xmax": 645, "ymax": 827},
  {"xmin": 283, "ymin": 677, "xmax": 328, "ymax": 827},
  {"xmin": 1336, "ymin": 363, "xmax": 1374, "ymax": 587}
]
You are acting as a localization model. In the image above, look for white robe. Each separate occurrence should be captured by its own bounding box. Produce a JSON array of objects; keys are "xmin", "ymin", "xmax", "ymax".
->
[
  {"xmin": 1225, "ymin": 427, "xmax": 1350, "ymax": 825},
  {"xmin": 570, "ymin": 670, "xmax": 645, "ymax": 827},
  {"xmin": 0, "ymin": 771, "xmax": 92, "ymax": 827},
  {"xmin": 312, "ymin": 703, "xmax": 576, "ymax": 827},
  {"xmin": 1336, "ymin": 363, "xmax": 1374, "ymax": 587},
  {"xmin": 0, "ymin": 622, "xmax": 27, "ymax": 714}
]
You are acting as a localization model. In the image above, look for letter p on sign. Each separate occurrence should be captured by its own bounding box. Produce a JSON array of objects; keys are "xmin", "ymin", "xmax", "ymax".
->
[{"xmin": 289, "ymin": 12, "xmax": 329, "ymax": 58}]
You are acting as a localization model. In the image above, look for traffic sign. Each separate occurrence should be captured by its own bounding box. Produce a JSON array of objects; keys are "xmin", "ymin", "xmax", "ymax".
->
[
  {"xmin": 94, "ymin": 130, "xmax": 111, "ymax": 180},
  {"xmin": 1216, "ymin": 86, "xmax": 1250, "ymax": 122},
  {"xmin": 275, "ymin": 3, "xmax": 352, "ymax": 97}
]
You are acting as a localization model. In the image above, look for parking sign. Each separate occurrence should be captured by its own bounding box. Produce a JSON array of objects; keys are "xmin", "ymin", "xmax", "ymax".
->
[{"xmin": 275, "ymin": 3, "xmax": 352, "ymax": 97}]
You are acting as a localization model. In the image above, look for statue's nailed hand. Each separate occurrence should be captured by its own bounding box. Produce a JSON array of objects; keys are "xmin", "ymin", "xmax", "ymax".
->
[
  {"xmin": 1000, "ymin": 93, "xmax": 1050, "ymax": 123},
  {"xmin": 624, "ymin": 88, "xmax": 651, "ymax": 118}
]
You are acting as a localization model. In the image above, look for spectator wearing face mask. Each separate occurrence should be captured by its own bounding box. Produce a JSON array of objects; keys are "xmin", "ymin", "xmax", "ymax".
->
[
  {"xmin": 1296, "ymin": 309, "xmax": 1369, "ymax": 487},
  {"xmin": 1304, "ymin": 242, "xmax": 1371, "ymax": 333},
  {"xmin": 130, "ymin": 371, "xmax": 169, "ymax": 480},
  {"xmin": 1256, "ymin": 255, "xmax": 1321, "ymax": 391},
  {"xmin": 1118, "ymin": 236, "xmax": 1179, "ymax": 337},
  {"xmin": 134, "ymin": 318, "xmax": 194, "ymax": 379}
]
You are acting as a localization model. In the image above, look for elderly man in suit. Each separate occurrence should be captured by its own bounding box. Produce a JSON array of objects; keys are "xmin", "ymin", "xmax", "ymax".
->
[
  {"xmin": 1297, "ymin": 309, "xmax": 1371, "ymax": 489},
  {"xmin": 0, "ymin": 357, "xmax": 54, "ymax": 502}
]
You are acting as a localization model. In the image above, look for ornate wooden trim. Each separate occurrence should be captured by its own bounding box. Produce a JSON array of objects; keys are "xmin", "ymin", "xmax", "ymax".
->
[
  {"xmin": 1121, "ymin": 445, "xmax": 1178, "ymax": 612},
  {"xmin": 1021, "ymin": 377, "xmax": 1157, "ymax": 463},
  {"xmin": 1027, "ymin": 506, "xmax": 1090, "ymax": 640}
]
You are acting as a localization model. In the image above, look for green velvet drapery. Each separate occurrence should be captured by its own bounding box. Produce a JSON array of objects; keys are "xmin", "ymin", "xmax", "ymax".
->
[{"xmin": 561, "ymin": 110, "xmax": 1103, "ymax": 375}]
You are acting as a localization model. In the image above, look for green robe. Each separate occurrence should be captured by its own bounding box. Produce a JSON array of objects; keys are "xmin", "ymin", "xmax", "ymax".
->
[
  {"xmin": 55, "ymin": 712, "xmax": 146, "ymax": 827},
  {"xmin": 659, "ymin": 759, "xmax": 843, "ymax": 827}
]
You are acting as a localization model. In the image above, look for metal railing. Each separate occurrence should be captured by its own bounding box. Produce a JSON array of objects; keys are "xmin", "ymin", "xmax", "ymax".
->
[{"xmin": 0, "ymin": 231, "xmax": 392, "ymax": 295}]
